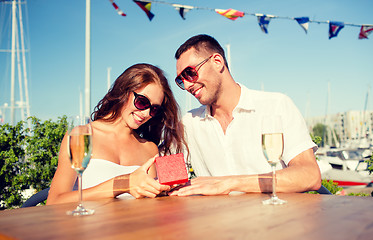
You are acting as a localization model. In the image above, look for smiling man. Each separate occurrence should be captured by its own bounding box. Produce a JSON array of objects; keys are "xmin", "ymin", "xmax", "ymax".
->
[{"xmin": 170, "ymin": 34, "xmax": 321, "ymax": 197}]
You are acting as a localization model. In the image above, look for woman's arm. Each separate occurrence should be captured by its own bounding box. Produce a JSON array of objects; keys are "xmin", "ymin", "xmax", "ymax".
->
[
  {"xmin": 46, "ymin": 133, "xmax": 81, "ymax": 205},
  {"xmin": 47, "ymin": 137, "xmax": 169, "ymax": 205},
  {"xmin": 47, "ymin": 134, "xmax": 118, "ymax": 205}
]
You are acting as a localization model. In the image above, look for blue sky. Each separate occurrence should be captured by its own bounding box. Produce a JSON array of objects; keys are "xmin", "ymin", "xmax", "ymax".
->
[{"xmin": 0, "ymin": 0, "xmax": 372, "ymax": 123}]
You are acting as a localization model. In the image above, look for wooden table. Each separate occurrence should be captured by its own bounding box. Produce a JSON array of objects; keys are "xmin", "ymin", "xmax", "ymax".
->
[{"xmin": 0, "ymin": 193, "xmax": 372, "ymax": 240}]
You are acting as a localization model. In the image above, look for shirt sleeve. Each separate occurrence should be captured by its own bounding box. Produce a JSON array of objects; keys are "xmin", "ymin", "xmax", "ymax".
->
[{"xmin": 280, "ymin": 95, "xmax": 317, "ymax": 165}]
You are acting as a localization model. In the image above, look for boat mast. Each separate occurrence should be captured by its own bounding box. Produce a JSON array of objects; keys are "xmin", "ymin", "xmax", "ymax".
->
[
  {"xmin": 85, "ymin": 0, "xmax": 91, "ymax": 118},
  {"xmin": 17, "ymin": 0, "xmax": 31, "ymax": 126},
  {"xmin": 5, "ymin": 0, "xmax": 31, "ymax": 128},
  {"xmin": 360, "ymin": 86, "xmax": 370, "ymax": 146},
  {"xmin": 10, "ymin": 0, "xmax": 16, "ymax": 125},
  {"xmin": 323, "ymin": 82, "xmax": 331, "ymax": 147}
]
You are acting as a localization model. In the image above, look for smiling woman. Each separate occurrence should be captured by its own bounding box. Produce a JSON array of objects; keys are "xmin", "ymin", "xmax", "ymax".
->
[
  {"xmin": 123, "ymin": 83, "xmax": 164, "ymax": 129},
  {"xmin": 46, "ymin": 63, "xmax": 189, "ymax": 205}
]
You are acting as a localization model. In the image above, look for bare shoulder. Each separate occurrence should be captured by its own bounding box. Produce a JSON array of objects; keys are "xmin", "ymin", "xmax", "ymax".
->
[
  {"xmin": 141, "ymin": 139, "xmax": 159, "ymax": 157},
  {"xmin": 91, "ymin": 120, "xmax": 110, "ymax": 134}
]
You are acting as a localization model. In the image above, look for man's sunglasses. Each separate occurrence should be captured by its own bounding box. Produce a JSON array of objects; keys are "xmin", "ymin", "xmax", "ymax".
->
[
  {"xmin": 133, "ymin": 92, "xmax": 162, "ymax": 117},
  {"xmin": 175, "ymin": 55, "xmax": 212, "ymax": 90}
]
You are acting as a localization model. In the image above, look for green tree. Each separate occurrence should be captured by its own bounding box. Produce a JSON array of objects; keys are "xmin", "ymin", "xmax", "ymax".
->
[
  {"xmin": 23, "ymin": 116, "xmax": 67, "ymax": 192},
  {"xmin": 0, "ymin": 121, "xmax": 28, "ymax": 209},
  {"xmin": 0, "ymin": 116, "xmax": 67, "ymax": 209},
  {"xmin": 312, "ymin": 123, "xmax": 340, "ymax": 147},
  {"xmin": 312, "ymin": 123, "xmax": 326, "ymax": 147}
]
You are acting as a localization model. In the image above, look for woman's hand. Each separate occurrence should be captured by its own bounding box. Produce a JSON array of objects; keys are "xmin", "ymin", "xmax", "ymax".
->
[{"xmin": 129, "ymin": 156, "xmax": 170, "ymax": 198}]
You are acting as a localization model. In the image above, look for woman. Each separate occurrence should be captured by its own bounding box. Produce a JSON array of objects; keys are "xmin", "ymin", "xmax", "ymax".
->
[{"xmin": 47, "ymin": 63, "xmax": 187, "ymax": 204}]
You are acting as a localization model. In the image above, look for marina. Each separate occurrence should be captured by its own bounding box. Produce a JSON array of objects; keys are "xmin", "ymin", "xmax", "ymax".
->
[{"xmin": 317, "ymin": 147, "xmax": 373, "ymax": 189}]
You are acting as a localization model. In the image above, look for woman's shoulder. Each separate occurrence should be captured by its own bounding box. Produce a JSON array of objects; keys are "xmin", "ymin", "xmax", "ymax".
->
[
  {"xmin": 91, "ymin": 119, "xmax": 112, "ymax": 132},
  {"xmin": 142, "ymin": 139, "xmax": 159, "ymax": 155}
]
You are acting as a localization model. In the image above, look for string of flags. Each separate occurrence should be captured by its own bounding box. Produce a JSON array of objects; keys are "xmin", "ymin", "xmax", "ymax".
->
[{"xmin": 109, "ymin": 0, "xmax": 373, "ymax": 40}]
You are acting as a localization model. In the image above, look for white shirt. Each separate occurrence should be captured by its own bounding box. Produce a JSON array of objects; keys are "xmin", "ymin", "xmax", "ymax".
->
[
  {"xmin": 183, "ymin": 84, "xmax": 317, "ymax": 177},
  {"xmin": 82, "ymin": 159, "xmax": 140, "ymax": 199}
]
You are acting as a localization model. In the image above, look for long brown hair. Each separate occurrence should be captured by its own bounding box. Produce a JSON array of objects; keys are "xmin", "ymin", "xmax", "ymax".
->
[{"xmin": 91, "ymin": 63, "xmax": 187, "ymax": 156}]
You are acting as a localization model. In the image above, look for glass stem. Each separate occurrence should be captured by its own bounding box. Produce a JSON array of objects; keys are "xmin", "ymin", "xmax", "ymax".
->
[
  {"xmin": 272, "ymin": 164, "xmax": 277, "ymax": 198},
  {"xmin": 78, "ymin": 172, "xmax": 83, "ymax": 207}
]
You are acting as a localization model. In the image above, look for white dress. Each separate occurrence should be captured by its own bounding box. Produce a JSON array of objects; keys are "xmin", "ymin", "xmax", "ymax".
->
[{"xmin": 82, "ymin": 159, "xmax": 140, "ymax": 199}]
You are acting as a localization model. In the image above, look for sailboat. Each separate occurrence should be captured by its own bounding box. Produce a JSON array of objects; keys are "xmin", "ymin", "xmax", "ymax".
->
[
  {"xmin": 317, "ymin": 148, "xmax": 372, "ymax": 187},
  {"xmin": 0, "ymin": 0, "xmax": 31, "ymax": 127},
  {"xmin": 316, "ymin": 84, "xmax": 373, "ymax": 188}
]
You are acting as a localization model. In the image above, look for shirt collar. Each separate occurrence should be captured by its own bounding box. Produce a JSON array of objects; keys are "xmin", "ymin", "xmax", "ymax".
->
[{"xmin": 233, "ymin": 83, "xmax": 256, "ymax": 113}]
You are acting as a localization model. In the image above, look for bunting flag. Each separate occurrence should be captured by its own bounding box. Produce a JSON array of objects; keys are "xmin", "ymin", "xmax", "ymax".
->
[
  {"xmin": 172, "ymin": 4, "xmax": 193, "ymax": 20},
  {"xmin": 106, "ymin": 1, "xmax": 372, "ymax": 40},
  {"xmin": 133, "ymin": 0, "xmax": 154, "ymax": 21},
  {"xmin": 358, "ymin": 25, "xmax": 373, "ymax": 39},
  {"xmin": 215, "ymin": 8, "xmax": 244, "ymax": 21},
  {"xmin": 257, "ymin": 15, "xmax": 272, "ymax": 34},
  {"xmin": 329, "ymin": 21, "xmax": 345, "ymax": 39},
  {"xmin": 295, "ymin": 17, "xmax": 309, "ymax": 34},
  {"xmin": 109, "ymin": 0, "xmax": 126, "ymax": 17}
]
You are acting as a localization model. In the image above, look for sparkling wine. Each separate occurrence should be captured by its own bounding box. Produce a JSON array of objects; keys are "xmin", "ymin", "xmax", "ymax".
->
[
  {"xmin": 261, "ymin": 116, "xmax": 287, "ymax": 205},
  {"xmin": 262, "ymin": 133, "xmax": 283, "ymax": 164},
  {"xmin": 66, "ymin": 116, "xmax": 95, "ymax": 216},
  {"xmin": 68, "ymin": 134, "xmax": 92, "ymax": 173}
]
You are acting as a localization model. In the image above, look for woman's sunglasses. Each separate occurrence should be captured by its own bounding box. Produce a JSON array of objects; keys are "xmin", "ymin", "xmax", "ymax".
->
[
  {"xmin": 175, "ymin": 55, "xmax": 212, "ymax": 90},
  {"xmin": 133, "ymin": 92, "xmax": 162, "ymax": 117}
]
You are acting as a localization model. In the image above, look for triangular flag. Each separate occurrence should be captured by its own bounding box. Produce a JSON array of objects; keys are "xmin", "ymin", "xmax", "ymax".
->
[
  {"xmin": 109, "ymin": 0, "xmax": 126, "ymax": 17},
  {"xmin": 215, "ymin": 8, "xmax": 244, "ymax": 21},
  {"xmin": 172, "ymin": 4, "xmax": 193, "ymax": 20},
  {"xmin": 295, "ymin": 17, "xmax": 309, "ymax": 34},
  {"xmin": 358, "ymin": 25, "xmax": 373, "ymax": 39},
  {"xmin": 257, "ymin": 15, "xmax": 272, "ymax": 34},
  {"xmin": 329, "ymin": 21, "xmax": 345, "ymax": 39},
  {"xmin": 133, "ymin": 0, "xmax": 154, "ymax": 21}
]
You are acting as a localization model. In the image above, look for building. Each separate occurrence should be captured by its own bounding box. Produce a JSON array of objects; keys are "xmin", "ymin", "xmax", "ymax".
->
[{"xmin": 306, "ymin": 110, "xmax": 373, "ymax": 148}]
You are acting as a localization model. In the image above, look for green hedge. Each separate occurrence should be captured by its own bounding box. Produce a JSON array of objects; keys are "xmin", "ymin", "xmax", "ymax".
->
[{"xmin": 0, "ymin": 116, "xmax": 67, "ymax": 209}]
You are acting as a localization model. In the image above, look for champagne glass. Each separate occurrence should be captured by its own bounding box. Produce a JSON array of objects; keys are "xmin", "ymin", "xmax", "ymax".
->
[
  {"xmin": 66, "ymin": 116, "xmax": 94, "ymax": 216},
  {"xmin": 261, "ymin": 115, "xmax": 287, "ymax": 205}
]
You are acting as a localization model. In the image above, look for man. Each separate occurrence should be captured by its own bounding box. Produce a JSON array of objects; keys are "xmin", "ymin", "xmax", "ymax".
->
[{"xmin": 170, "ymin": 34, "xmax": 321, "ymax": 196}]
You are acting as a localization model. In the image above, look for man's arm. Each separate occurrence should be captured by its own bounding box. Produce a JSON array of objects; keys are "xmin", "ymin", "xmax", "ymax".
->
[{"xmin": 170, "ymin": 148, "xmax": 321, "ymax": 196}]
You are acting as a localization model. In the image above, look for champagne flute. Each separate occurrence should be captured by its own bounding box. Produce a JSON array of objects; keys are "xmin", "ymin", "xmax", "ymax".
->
[
  {"xmin": 261, "ymin": 115, "xmax": 287, "ymax": 205},
  {"xmin": 66, "ymin": 116, "xmax": 95, "ymax": 216}
]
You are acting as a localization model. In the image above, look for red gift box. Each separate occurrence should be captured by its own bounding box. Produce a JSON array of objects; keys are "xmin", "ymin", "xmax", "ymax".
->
[{"xmin": 155, "ymin": 153, "xmax": 188, "ymax": 185}]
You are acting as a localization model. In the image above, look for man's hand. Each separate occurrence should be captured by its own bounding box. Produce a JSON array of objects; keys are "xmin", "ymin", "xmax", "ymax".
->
[{"xmin": 169, "ymin": 176, "xmax": 232, "ymax": 196}]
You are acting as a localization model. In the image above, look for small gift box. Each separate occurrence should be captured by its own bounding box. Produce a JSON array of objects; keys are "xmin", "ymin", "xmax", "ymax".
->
[{"xmin": 155, "ymin": 153, "xmax": 188, "ymax": 185}]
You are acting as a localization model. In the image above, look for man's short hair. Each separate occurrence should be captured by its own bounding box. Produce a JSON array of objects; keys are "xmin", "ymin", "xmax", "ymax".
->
[{"xmin": 175, "ymin": 34, "xmax": 229, "ymax": 69}]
